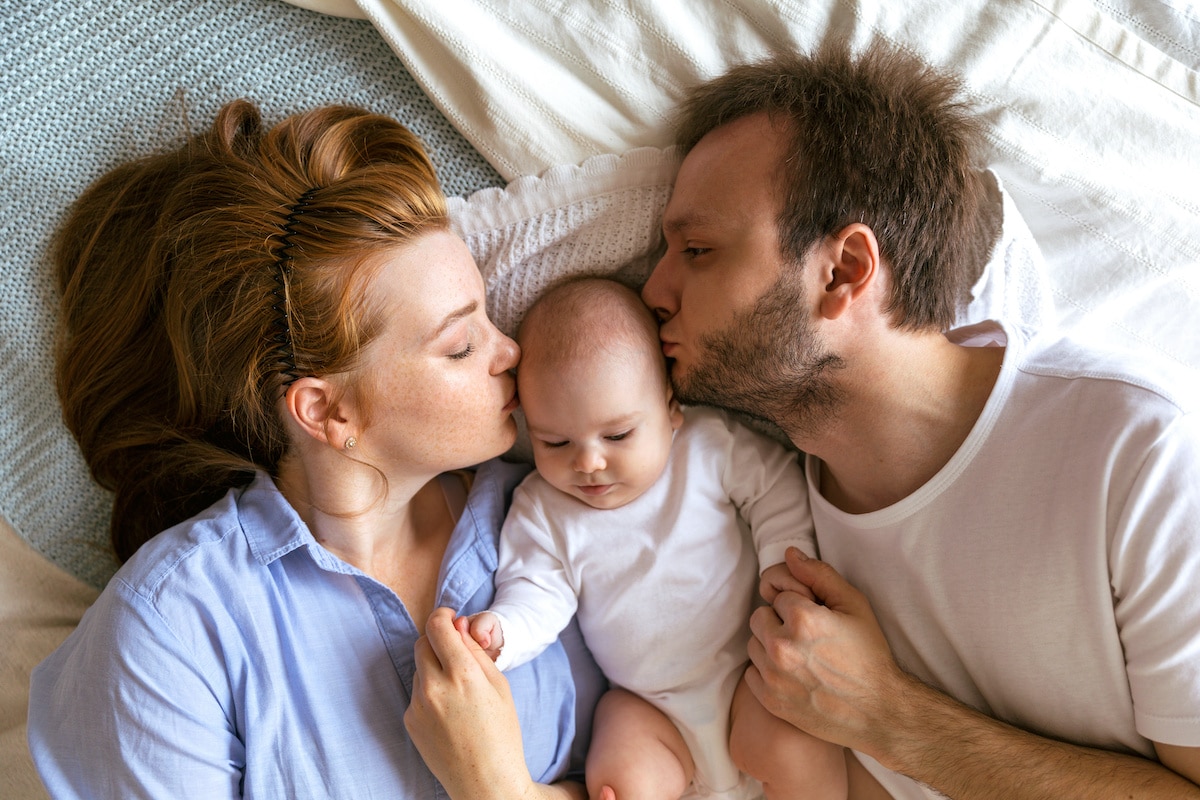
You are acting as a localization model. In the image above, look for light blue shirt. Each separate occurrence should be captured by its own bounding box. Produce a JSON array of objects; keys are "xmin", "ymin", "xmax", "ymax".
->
[{"xmin": 29, "ymin": 461, "xmax": 586, "ymax": 798}]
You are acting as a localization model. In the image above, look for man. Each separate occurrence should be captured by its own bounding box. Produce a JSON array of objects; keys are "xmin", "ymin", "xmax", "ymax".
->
[{"xmin": 641, "ymin": 43, "xmax": 1200, "ymax": 799}]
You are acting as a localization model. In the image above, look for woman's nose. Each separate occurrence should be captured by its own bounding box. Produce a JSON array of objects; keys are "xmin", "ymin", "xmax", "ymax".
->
[{"xmin": 493, "ymin": 330, "xmax": 520, "ymax": 374}]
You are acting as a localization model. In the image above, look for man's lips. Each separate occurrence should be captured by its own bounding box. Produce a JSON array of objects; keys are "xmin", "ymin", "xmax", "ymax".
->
[{"xmin": 502, "ymin": 390, "xmax": 519, "ymax": 413}]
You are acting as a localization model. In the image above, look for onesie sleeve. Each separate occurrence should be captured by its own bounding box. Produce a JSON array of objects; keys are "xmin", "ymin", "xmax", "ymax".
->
[
  {"xmin": 714, "ymin": 411, "xmax": 817, "ymax": 572},
  {"xmin": 490, "ymin": 479, "xmax": 581, "ymax": 672},
  {"xmin": 28, "ymin": 579, "xmax": 243, "ymax": 799},
  {"xmin": 1110, "ymin": 410, "xmax": 1200, "ymax": 747}
]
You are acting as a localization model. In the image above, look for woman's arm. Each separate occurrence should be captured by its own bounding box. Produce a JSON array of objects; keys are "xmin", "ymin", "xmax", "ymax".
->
[
  {"xmin": 27, "ymin": 582, "xmax": 243, "ymax": 799},
  {"xmin": 406, "ymin": 607, "xmax": 585, "ymax": 800}
]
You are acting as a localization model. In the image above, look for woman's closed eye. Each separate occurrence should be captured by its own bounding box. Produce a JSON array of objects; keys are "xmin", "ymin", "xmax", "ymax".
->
[{"xmin": 448, "ymin": 342, "xmax": 476, "ymax": 360}]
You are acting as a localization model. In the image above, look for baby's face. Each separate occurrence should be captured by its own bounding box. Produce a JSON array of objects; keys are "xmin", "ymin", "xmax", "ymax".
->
[{"xmin": 520, "ymin": 353, "xmax": 682, "ymax": 510}]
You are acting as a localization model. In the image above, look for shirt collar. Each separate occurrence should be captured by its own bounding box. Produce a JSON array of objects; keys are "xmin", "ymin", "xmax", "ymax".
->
[
  {"xmin": 237, "ymin": 462, "xmax": 533, "ymax": 589},
  {"xmin": 238, "ymin": 471, "xmax": 319, "ymax": 566}
]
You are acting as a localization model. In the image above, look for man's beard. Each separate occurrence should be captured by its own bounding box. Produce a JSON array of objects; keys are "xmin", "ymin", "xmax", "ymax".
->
[{"xmin": 671, "ymin": 270, "xmax": 845, "ymax": 440}]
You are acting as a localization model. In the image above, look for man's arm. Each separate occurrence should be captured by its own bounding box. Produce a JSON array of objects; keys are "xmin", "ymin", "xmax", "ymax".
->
[
  {"xmin": 745, "ymin": 548, "xmax": 1200, "ymax": 799},
  {"xmin": 878, "ymin": 669, "xmax": 1200, "ymax": 798}
]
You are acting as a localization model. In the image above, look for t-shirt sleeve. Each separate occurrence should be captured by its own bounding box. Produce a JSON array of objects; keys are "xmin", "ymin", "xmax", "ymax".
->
[
  {"xmin": 713, "ymin": 411, "xmax": 817, "ymax": 571},
  {"xmin": 1111, "ymin": 410, "xmax": 1200, "ymax": 746},
  {"xmin": 490, "ymin": 481, "xmax": 581, "ymax": 672},
  {"xmin": 27, "ymin": 579, "xmax": 243, "ymax": 798}
]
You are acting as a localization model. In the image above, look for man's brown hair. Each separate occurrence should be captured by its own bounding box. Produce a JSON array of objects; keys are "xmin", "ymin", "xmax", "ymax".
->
[{"xmin": 675, "ymin": 42, "xmax": 990, "ymax": 331}]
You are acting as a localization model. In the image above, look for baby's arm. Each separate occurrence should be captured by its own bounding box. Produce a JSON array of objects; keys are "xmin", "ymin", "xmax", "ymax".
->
[
  {"xmin": 714, "ymin": 411, "xmax": 818, "ymax": 571},
  {"xmin": 480, "ymin": 479, "xmax": 581, "ymax": 671},
  {"xmin": 464, "ymin": 611, "xmax": 506, "ymax": 661}
]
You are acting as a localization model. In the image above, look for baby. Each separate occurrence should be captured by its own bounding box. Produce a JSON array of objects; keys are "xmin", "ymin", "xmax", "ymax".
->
[{"xmin": 467, "ymin": 277, "xmax": 848, "ymax": 800}]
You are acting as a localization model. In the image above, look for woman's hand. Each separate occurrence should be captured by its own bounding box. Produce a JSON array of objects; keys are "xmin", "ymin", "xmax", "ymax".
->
[{"xmin": 405, "ymin": 607, "xmax": 537, "ymax": 800}]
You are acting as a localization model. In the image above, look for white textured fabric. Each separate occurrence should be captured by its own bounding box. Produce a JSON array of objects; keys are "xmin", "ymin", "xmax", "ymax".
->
[
  {"xmin": 490, "ymin": 407, "xmax": 814, "ymax": 798},
  {"xmin": 811, "ymin": 320, "xmax": 1200, "ymax": 799},
  {"xmin": 449, "ymin": 147, "xmax": 682, "ymax": 342},
  {"xmin": 350, "ymin": 0, "xmax": 1200, "ymax": 375}
]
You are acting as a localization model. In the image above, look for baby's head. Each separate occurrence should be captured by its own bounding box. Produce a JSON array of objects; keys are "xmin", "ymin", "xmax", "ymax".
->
[{"xmin": 516, "ymin": 277, "xmax": 683, "ymax": 509}]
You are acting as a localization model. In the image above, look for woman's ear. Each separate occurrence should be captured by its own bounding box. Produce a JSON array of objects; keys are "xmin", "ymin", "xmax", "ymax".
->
[
  {"xmin": 819, "ymin": 223, "xmax": 880, "ymax": 320},
  {"xmin": 285, "ymin": 376, "xmax": 352, "ymax": 448}
]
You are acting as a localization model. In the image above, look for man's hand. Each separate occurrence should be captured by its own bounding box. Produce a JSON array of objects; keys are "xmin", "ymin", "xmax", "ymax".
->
[
  {"xmin": 759, "ymin": 559, "xmax": 817, "ymax": 604},
  {"xmin": 744, "ymin": 547, "xmax": 908, "ymax": 756}
]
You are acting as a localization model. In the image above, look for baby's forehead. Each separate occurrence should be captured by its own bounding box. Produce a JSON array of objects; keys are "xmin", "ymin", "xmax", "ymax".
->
[{"xmin": 520, "ymin": 332, "xmax": 656, "ymax": 381}]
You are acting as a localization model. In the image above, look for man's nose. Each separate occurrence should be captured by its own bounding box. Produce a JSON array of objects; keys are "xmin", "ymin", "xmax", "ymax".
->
[{"xmin": 641, "ymin": 254, "xmax": 676, "ymax": 322}]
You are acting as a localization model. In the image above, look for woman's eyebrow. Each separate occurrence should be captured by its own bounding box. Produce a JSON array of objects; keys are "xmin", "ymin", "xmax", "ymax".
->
[{"xmin": 426, "ymin": 300, "xmax": 478, "ymax": 343}]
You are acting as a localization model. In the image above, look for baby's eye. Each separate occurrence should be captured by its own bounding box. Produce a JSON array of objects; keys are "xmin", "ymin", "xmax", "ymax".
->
[
  {"xmin": 539, "ymin": 440, "xmax": 568, "ymax": 449},
  {"xmin": 606, "ymin": 430, "xmax": 632, "ymax": 442},
  {"xmin": 448, "ymin": 342, "xmax": 476, "ymax": 360}
]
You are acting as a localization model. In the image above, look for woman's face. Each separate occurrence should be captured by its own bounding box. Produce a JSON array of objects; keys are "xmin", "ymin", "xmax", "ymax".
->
[{"xmin": 354, "ymin": 229, "xmax": 520, "ymax": 475}]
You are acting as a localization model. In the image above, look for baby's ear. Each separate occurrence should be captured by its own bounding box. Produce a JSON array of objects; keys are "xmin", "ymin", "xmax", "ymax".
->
[{"xmin": 666, "ymin": 386, "xmax": 684, "ymax": 430}]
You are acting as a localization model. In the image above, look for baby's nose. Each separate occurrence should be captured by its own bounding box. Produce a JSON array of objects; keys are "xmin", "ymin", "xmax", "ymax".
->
[{"xmin": 573, "ymin": 447, "xmax": 605, "ymax": 473}]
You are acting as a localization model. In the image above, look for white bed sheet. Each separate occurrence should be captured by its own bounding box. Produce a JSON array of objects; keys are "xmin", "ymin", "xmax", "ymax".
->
[{"xmin": 337, "ymin": 0, "xmax": 1200, "ymax": 374}]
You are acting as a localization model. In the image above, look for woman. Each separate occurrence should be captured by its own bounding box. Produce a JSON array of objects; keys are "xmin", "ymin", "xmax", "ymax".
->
[{"xmin": 28, "ymin": 99, "xmax": 595, "ymax": 798}]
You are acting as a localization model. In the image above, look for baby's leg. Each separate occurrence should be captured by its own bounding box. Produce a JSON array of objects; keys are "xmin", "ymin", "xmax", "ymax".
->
[
  {"xmin": 586, "ymin": 687, "xmax": 694, "ymax": 800},
  {"xmin": 729, "ymin": 674, "xmax": 848, "ymax": 800},
  {"xmin": 845, "ymin": 750, "xmax": 895, "ymax": 800}
]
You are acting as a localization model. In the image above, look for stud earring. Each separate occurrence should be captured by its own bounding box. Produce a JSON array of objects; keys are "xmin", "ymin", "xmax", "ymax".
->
[{"xmin": 344, "ymin": 436, "xmax": 357, "ymax": 450}]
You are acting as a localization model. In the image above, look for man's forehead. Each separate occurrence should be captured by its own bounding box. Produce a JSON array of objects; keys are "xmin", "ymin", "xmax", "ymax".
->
[{"xmin": 661, "ymin": 207, "xmax": 724, "ymax": 234}]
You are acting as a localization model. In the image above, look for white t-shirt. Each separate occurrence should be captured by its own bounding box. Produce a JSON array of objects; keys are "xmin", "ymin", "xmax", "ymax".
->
[
  {"xmin": 490, "ymin": 406, "xmax": 815, "ymax": 796},
  {"xmin": 810, "ymin": 321, "xmax": 1200, "ymax": 798}
]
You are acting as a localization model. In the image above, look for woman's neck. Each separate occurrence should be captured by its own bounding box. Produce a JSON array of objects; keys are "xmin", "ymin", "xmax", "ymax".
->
[{"xmin": 275, "ymin": 459, "xmax": 458, "ymax": 632}]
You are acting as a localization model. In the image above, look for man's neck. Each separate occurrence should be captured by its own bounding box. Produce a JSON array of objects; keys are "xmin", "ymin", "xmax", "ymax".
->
[{"xmin": 792, "ymin": 331, "xmax": 1005, "ymax": 514}]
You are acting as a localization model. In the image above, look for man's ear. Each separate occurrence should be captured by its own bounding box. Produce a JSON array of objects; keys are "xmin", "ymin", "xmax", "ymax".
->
[
  {"xmin": 285, "ymin": 376, "xmax": 353, "ymax": 448},
  {"xmin": 818, "ymin": 223, "xmax": 880, "ymax": 320}
]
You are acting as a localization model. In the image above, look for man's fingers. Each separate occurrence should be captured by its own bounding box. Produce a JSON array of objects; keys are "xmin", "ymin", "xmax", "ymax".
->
[{"xmin": 784, "ymin": 547, "xmax": 867, "ymax": 614}]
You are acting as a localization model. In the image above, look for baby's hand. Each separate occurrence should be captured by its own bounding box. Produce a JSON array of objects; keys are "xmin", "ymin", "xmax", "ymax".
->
[
  {"xmin": 463, "ymin": 611, "xmax": 505, "ymax": 661},
  {"xmin": 759, "ymin": 561, "xmax": 817, "ymax": 604}
]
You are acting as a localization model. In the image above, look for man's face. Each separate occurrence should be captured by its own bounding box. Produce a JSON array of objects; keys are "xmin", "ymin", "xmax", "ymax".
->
[{"xmin": 641, "ymin": 113, "xmax": 844, "ymax": 433}]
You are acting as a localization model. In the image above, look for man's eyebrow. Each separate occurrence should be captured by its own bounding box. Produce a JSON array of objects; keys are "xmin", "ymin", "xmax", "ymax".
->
[
  {"xmin": 427, "ymin": 300, "xmax": 477, "ymax": 343},
  {"xmin": 662, "ymin": 211, "xmax": 719, "ymax": 235}
]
